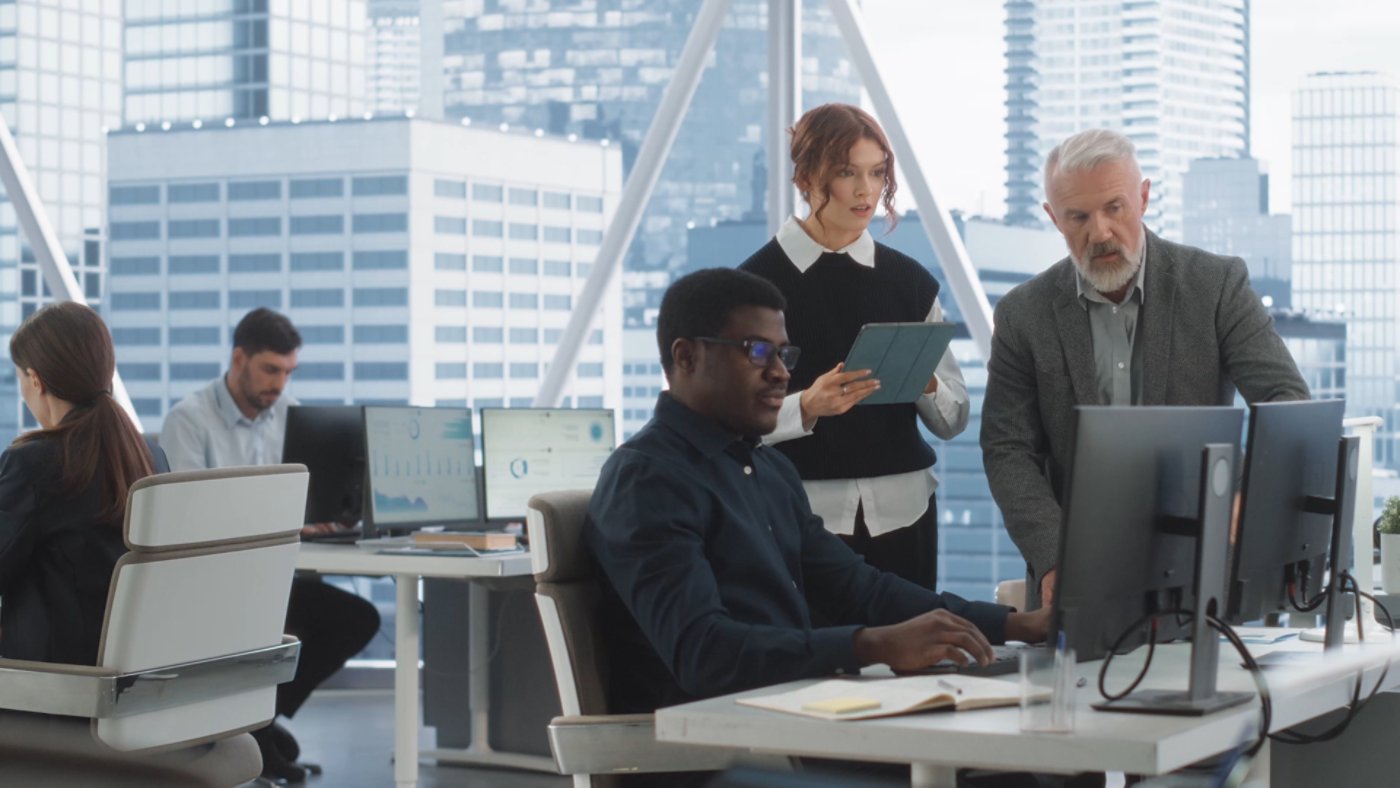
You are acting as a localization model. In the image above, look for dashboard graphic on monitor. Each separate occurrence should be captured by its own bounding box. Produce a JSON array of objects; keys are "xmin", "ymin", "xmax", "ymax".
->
[
  {"xmin": 363, "ymin": 405, "xmax": 480, "ymax": 528},
  {"xmin": 480, "ymin": 408, "xmax": 615, "ymax": 520}
]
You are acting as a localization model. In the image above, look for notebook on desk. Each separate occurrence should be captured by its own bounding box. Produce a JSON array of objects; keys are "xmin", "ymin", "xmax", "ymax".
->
[{"xmin": 737, "ymin": 674, "xmax": 1027, "ymax": 721}]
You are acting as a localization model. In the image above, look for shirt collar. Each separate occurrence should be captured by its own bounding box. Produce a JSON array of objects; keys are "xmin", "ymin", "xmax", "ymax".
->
[
  {"xmin": 776, "ymin": 215, "xmax": 876, "ymax": 272},
  {"xmin": 1075, "ymin": 242, "xmax": 1148, "ymax": 309},
  {"xmin": 653, "ymin": 392, "xmax": 756, "ymax": 460},
  {"xmin": 213, "ymin": 374, "xmax": 274, "ymax": 428}
]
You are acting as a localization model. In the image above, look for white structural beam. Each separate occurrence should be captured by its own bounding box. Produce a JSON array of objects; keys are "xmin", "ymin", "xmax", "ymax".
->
[
  {"xmin": 0, "ymin": 115, "xmax": 140, "ymax": 427},
  {"xmin": 536, "ymin": 0, "xmax": 734, "ymax": 407},
  {"xmin": 825, "ymin": 0, "xmax": 995, "ymax": 359},
  {"xmin": 766, "ymin": 0, "xmax": 800, "ymax": 236}
]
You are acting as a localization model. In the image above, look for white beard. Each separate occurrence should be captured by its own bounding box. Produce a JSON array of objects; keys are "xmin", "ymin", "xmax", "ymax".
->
[{"xmin": 1071, "ymin": 238, "xmax": 1143, "ymax": 295}]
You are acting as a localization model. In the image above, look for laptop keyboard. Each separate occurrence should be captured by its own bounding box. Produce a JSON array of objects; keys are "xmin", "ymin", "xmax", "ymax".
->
[{"xmin": 918, "ymin": 644, "xmax": 1042, "ymax": 677}]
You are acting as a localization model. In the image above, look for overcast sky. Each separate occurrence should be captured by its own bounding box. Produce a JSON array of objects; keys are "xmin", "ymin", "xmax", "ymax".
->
[{"xmin": 858, "ymin": 0, "xmax": 1400, "ymax": 219}]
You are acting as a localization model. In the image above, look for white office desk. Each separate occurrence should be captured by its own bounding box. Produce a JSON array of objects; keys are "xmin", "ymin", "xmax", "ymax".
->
[
  {"xmin": 296, "ymin": 543, "xmax": 549, "ymax": 788},
  {"xmin": 655, "ymin": 634, "xmax": 1400, "ymax": 787}
]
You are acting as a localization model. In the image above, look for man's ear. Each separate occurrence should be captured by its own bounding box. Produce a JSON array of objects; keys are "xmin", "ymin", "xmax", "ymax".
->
[
  {"xmin": 671, "ymin": 337, "xmax": 698, "ymax": 375},
  {"xmin": 230, "ymin": 346, "xmax": 247, "ymax": 371},
  {"xmin": 1042, "ymin": 200, "xmax": 1059, "ymax": 230}
]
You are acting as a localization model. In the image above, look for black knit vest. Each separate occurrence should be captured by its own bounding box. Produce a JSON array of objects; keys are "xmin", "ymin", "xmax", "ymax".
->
[{"xmin": 740, "ymin": 239, "xmax": 939, "ymax": 480}]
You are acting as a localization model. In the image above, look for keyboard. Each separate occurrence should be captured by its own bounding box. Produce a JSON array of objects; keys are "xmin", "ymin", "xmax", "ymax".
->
[
  {"xmin": 301, "ymin": 527, "xmax": 362, "ymax": 544},
  {"xmin": 917, "ymin": 644, "xmax": 1043, "ymax": 677}
]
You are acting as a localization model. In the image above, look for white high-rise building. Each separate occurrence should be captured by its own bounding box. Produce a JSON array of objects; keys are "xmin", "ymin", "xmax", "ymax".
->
[
  {"xmin": 367, "ymin": 0, "xmax": 422, "ymax": 114},
  {"xmin": 1004, "ymin": 0, "xmax": 1250, "ymax": 240},
  {"xmin": 123, "ymin": 0, "xmax": 369, "ymax": 125},
  {"xmin": 105, "ymin": 117, "xmax": 623, "ymax": 430},
  {"xmin": 1291, "ymin": 71, "xmax": 1400, "ymax": 467},
  {"xmin": 0, "ymin": 0, "xmax": 124, "ymax": 435}
]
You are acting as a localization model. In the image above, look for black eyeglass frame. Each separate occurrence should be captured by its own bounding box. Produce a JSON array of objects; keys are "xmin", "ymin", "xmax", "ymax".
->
[{"xmin": 693, "ymin": 336, "xmax": 802, "ymax": 370}]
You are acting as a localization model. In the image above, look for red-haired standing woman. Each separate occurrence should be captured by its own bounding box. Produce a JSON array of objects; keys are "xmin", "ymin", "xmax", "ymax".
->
[
  {"xmin": 741, "ymin": 103, "xmax": 968, "ymax": 590},
  {"xmin": 0, "ymin": 301, "xmax": 166, "ymax": 664}
]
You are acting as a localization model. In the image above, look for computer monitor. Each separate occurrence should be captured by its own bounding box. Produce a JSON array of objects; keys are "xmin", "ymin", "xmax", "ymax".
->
[
  {"xmin": 362, "ymin": 405, "xmax": 481, "ymax": 534},
  {"xmin": 479, "ymin": 408, "xmax": 616, "ymax": 521},
  {"xmin": 1230, "ymin": 399, "xmax": 1346, "ymax": 623},
  {"xmin": 281, "ymin": 405, "xmax": 366, "ymax": 525},
  {"xmin": 1054, "ymin": 406, "xmax": 1251, "ymax": 715}
]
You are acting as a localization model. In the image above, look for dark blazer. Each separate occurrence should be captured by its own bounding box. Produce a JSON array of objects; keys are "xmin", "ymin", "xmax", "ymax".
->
[
  {"xmin": 0, "ymin": 435, "xmax": 168, "ymax": 665},
  {"xmin": 980, "ymin": 232, "xmax": 1309, "ymax": 608}
]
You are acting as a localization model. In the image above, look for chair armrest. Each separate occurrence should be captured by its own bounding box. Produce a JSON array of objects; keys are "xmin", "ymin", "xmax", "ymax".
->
[
  {"xmin": 0, "ymin": 636, "xmax": 300, "ymax": 719},
  {"xmin": 547, "ymin": 713, "xmax": 742, "ymax": 775}
]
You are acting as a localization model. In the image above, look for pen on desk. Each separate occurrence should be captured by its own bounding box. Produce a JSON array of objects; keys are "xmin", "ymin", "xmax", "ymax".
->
[{"xmin": 936, "ymin": 678, "xmax": 963, "ymax": 695}]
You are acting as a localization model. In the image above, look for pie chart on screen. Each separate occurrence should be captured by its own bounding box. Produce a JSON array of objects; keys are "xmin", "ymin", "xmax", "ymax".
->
[{"xmin": 509, "ymin": 458, "xmax": 530, "ymax": 479}]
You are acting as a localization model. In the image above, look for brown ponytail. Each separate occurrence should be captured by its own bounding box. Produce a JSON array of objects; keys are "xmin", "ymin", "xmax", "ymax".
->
[{"xmin": 10, "ymin": 302, "xmax": 154, "ymax": 524}]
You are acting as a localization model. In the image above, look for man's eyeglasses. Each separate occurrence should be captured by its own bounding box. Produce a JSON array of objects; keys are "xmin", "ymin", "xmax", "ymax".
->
[{"xmin": 695, "ymin": 337, "xmax": 801, "ymax": 370}]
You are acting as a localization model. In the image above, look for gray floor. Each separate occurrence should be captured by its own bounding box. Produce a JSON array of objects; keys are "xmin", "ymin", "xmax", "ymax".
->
[{"xmin": 249, "ymin": 689, "xmax": 568, "ymax": 788}]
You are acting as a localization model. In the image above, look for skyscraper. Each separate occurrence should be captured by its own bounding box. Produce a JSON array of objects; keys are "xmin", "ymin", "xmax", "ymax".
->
[
  {"xmin": 1003, "ymin": 0, "xmax": 1250, "ymax": 241},
  {"xmin": 441, "ymin": 0, "xmax": 859, "ymax": 272},
  {"xmin": 367, "ymin": 0, "xmax": 424, "ymax": 114},
  {"xmin": 1291, "ymin": 71, "xmax": 1400, "ymax": 467},
  {"xmin": 1182, "ymin": 156, "xmax": 1291, "ymax": 306},
  {"xmin": 0, "ymin": 1, "xmax": 124, "ymax": 435},
  {"xmin": 122, "ymin": 0, "xmax": 369, "ymax": 126}
]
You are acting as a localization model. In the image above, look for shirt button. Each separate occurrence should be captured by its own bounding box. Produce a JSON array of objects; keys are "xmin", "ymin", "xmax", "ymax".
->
[
  {"xmin": 791, "ymin": 580, "xmax": 798, "ymax": 589},
  {"xmin": 743, "ymin": 466, "xmax": 753, "ymax": 475},
  {"xmin": 835, "ymin": 668, "xmax": 846, "ymax": 675},
  {"xmin": 1117, "ymin": 362, "xmax": 1125, "ymax": 369},
  {"xmin": 1112, "ymin": 306, "xmax": 1118, "ymax": 314}
]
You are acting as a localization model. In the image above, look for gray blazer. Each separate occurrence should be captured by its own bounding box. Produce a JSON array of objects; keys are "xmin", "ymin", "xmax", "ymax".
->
[{"xmin": 980, "ymin": 231, "xmax": 1310, "ymax": 609}]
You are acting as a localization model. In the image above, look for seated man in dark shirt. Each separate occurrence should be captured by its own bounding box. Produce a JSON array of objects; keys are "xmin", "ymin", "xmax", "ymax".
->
[{"xmin": 587, "ymin": 268, "xmax": 1050, "ymax": 715}]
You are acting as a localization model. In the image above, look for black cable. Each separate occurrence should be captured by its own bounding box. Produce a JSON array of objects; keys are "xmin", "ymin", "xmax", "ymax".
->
[
  {"xmin": 1207, "ymin": 614, "xmax": 1272, "ymax": 758},
  {"xmin": 1097, "ymin": 611, "xmax": 1164, "ymax": 702}
]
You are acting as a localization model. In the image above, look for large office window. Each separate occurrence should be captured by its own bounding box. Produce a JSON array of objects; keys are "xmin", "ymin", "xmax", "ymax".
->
[
  {"xmin": 435, "ymin": 253, "xmax": 466, "ymax": 271},
  {"xmin": 577, "ymin": 196, "xmax": 604, "ymax": 213},
  {"xmin": 290, "ymin": 178, "xmax": 344, "ymax": 199},
  {"xmin": 472, "ymin": 219, "xmax": 503, "ymax": 237},
  {"xmin": 228, "ymin": 217, "xmax": 281, "ymax": 237},
  {"xmin": 544, "ymin": 294, "xmax": 572, "ymax": 310},
  {"xmin": 437, "ymin": 325, "xmax": 468, "ymax": 342},
  {"xmin": 509, "ymin": 293, "xmax": 538, "ymax": 309},
  {"xmin": 509, "ymin": 257, "xmax": 538, "ymax": 275},
  {"xmin": 543, "ymin": 226, "xmax": 571, "ymax": 243},
  {"xmin": 291, "ymin": 288, "xmax": 345, "ymax": 308},
  {"xmin": 509, "ymin": 327, "xmax": 538, "ymax": 344},
  {"xmin": 112, "ymin": 327, "xmax": 161, "ymax": 345},
  {"xmin": 111, "ymin": 292, "xmax": 160, "ymax": 310},
  {"xmin": 170, "ymin": 291, "xmax": 221, "ymax": 309},
  {"xmin": 229, "ymin": 290, "xmax": 282, "ymax": 309},
  {"xmin": 132, "ymin": 398, "xmax": 163, "ymax": 417},
  {"xmin": 354, "ymin": 362, "xmax": 408, "ymax": 380},
  {"xmin": 290, "ymin": 251, "xmax": 344, "ymax": 271},
  {"xmin": 228, "ymin": 180, "xmax": 281, "ymax": 201},
  {"xmin": 543, "ymin": 191, "xmax": 571, "ymax": 210},
  {"xmin": 509, "ymin": 362, "xmax": 539, "ymax": 379},
  {"xmin": 435, "ymin": 362, "xmax": 467, "ymax": 379},
  {"xmin": 435, "ymin": 216, "xmax": 467, "ymax": 234},
  {"xmin": 169, "ymin": 255, "xmax": 221, "ymax": 274},
  {"xmin": 352, "ymin": 213, "xmax": 408, "ymax": 233},
  {"xmin": 352, "ymin": 175, "xmax": 408, "ymax": 196},
  {"xmin": 353, "ymin": 324, "xmax": 408, "ymax": 343},
  {"xmin": 353, "ymin": 287, "xmax": 409, "ymax": 307},
  {"xmin": 300, "ymin": 325, "xmax": 345, "ymax": 344},
  {"xmin": 168, "ymin": 182, "xmax": 220, "ymax": 203},
  {"xmin": 119, "ymin": 363, "xmax": 162, "ymax": 381},
  {"xmin": 508, "ymin": 188, "xmax": 537, "ymax": 206},
  {"xmin": 169, "ymin": 327, "xmax": 220, "ymax": 345},
  {"xmin": 435, "ymin": 179, "xmax": 466, "ymax": 198},
  {"xmin": 111, "ymin": 221, "xmax": 161, "ymax": 240},
  {"xmin": 353, "ymin": 250, "xmax": 408, "ymax": 270},
  {"xmin": 472, "ymin": 326, "xmax": 502, "ymax": 343},
  {"xmin": 577, "ymin": 363, "xmax": 604, "ymax": 378},
  {"xmin": 435, "ymin": 289, "xmax": 468, "ymax": 307},
  {"xmin": 473, "ymin": 362, "xmax": 504, "ymax": 379},
  {"xmin": 509, "ymin": 223, "xmax": 538, "ymax": 241},
  {"xmin": 472, "ymin": 183, "xmax": 503, "ymax": 202},
  {"xmin": 297, "ymin": 363, "xmax": 346, "ymax": 381},
  {"xmin": 290, "ymin": 215, "xmax": 344, "ymax": 235},
  {"xmin": 472, "ymin": 291, "xmax": 503, "ymax": 308},
  {"xmin": 110, "ymin": 185, "xmax": 160, "ymax": 205},
  {"xmin": 171, "ymin": 362, "xmax": 220, "ymax": 380},
  {"xmin": 577, "ymin": 230, "xmax": 603, "ymax": 245},
  {"xmin": 111, "ymin": 256, "xmax": 160, "ymax": 275},
  {"xmin": 228, "ymin": 253, "xmax": 281, "ymax": 273},
  {"xmin": 544, "ymin": 260, "xmax": 570, "ymax": 277},
  {"xmin": 472, "ymin": 255, "xmax": 503, "ymax": 272},
  {"xmin": 168, "ymin": 219, "xmax": 221, "ymax": 239}
]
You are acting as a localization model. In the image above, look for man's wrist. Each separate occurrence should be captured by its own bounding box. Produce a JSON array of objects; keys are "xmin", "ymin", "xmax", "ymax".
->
[{"xmin": 851, "ymin": 626, "xmax": 883, "ymax": 666}]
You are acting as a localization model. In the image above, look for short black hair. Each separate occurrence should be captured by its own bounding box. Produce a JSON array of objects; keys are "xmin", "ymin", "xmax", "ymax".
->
[
  {"xmin": 657, "ymin": 268, "xmax": 786, "ymax": 375},
  {"xmin": 232, "ymin": 308, "xmax": 302, "ymax": 356}
]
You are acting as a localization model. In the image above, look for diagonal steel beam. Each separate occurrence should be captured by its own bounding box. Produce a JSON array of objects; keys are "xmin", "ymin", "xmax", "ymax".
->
[
  {"xmin": 825, "ymin": 0, "xmax": 995, "ymax": 358},
  {"xmin": 535, "ymin": 0, "xmax": 735, "ymax": 407},
  {"xmin": 0, "ymin": 115, "xmax": 140, "ymax": 427}
]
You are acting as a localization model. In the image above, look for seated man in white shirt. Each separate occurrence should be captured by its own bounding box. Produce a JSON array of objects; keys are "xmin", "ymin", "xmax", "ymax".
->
[{"xmin": 162, "ymin": 308, "xmax": 379, "ymax": 785}]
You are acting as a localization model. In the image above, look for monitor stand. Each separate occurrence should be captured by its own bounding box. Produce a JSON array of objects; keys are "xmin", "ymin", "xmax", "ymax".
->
[
  {"xmin": 1297, "ymin": 436, "xmax": 1366, "ymax": 647},
  {"xmin": 1095, "ymin": 443, "xmax": 1255, "ymax": 716}
]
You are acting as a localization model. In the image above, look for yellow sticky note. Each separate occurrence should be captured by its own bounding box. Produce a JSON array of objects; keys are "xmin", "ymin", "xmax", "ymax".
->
[{"xmin": 801, "ymin": 696, "xmax": 881, "ymax": 714}]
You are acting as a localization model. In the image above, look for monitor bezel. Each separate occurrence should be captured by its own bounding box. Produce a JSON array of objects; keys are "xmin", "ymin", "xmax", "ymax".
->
[
  {"xmin": 361, "ymin": 404, "xmax": 482, "ymax": 534},
  {"xmin": 478, "ymin": 406, "xmax": 616, "ymax": 522}
]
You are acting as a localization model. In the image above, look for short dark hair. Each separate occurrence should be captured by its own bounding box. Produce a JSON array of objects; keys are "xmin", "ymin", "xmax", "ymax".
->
[
  {"xmin": 657, "ymin": 268, "xmax": 786, "ymax": 375},
  {"xmin": 232, "ymin": 308, "xmax": 302, "ymax": 356}
]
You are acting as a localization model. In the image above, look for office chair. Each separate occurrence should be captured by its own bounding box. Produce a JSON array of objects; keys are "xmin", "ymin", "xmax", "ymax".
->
[
  {"xmin": 995, "ymin": 579, "xmax": 1027, "ymax": 611},
  {"xmin": 0, "ymin": 464, "xmax": 309, "ymax": 787},
  {"xmin": 527, "ymin": 490, "xmax": 745, "ymax": 788}
]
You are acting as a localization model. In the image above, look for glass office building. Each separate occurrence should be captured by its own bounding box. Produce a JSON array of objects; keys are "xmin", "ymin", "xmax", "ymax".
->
[
  {"xmin": 105, "ymin": 117, "xmax": 623, "ymax": 430},
  {"xmin": 367, "ymin": 0, "xmax": 423, "ymax": 114},
  {"xmin": 1003, "ymin": 0, "xmax": 1250, "ymax": 241},
  {"xmin": 1183, "ymin": 156, "xmax": 1292, "ymax": 307},
  {"xmin": 1291, "ymin": 71, "xmax": 1400, "ymax": 467},
  {"xmin": 123, "ymin": 0, "xmax": 369, "ymax": 125},
  {"xmin": 0, "ymin": 0, "xmax": 124, "ymax": 436}
]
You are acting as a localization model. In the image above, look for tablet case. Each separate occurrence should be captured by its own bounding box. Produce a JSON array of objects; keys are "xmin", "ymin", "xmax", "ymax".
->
[{"xmin": 842, "ymin": 322, "xmax": 957, "ymax": 405}]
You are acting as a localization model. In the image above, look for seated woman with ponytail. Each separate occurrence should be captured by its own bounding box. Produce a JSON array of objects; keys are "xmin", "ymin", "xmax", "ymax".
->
[{"xmin": 0, "ymin": 301, "xmax": 167, "ymax": 665}]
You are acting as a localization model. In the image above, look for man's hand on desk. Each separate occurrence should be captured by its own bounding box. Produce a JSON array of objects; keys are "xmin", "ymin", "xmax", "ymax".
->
[
  {"xmin": 851, "ymin": 608, "xmax": 995, "ymax": 670},
  {"xmin": 301, "ymin": 522, "xmax": 351, "ymax": 537},
  {"xmin": 1004, "ymin": 605, "xmax": 1052, "ymax": 644}
]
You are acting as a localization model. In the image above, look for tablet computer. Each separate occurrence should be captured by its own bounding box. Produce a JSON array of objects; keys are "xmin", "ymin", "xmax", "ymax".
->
[{"xmin": 842, "ymin": 322, "xmax": 957, "ymax": 405}]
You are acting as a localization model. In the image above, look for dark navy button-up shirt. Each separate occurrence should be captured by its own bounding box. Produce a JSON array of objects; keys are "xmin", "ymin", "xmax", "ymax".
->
[{"xmin": 586, "ymin": 393, "xmax": 1009, "ymax": 713}]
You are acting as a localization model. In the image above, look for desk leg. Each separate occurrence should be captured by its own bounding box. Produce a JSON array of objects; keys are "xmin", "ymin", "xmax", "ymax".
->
[
  {"xmin": 394, "ymin": 574, "xmax": 420, "ymax": 788},
  {"xmin": 421, "ymin": 580, "xmax": 556, "ymax": 772},
  {"xmin": 910, "ymin": 763, "xmax": 958, "ymax": 788}
]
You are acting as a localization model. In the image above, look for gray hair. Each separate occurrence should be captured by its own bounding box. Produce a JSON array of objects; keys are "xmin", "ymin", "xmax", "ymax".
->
[{"xmin": 1044, "ymin": 128, "xmax": 1140, "ymax": 185}]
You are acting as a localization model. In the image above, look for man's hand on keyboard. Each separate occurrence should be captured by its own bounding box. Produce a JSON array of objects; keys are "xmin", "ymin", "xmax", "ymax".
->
[{"xmin": 852, "ymin": 609, "xmax": 995, "ymax": 671}]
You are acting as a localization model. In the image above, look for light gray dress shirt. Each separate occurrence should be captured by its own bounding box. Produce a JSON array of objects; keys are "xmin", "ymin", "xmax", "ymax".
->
[
  {"xmin": 1076, "ymin": 253, "xmax": 1148, "ymax": 406},
  {"xmin": 160, "ymin": 375, "xmax": 298, "ymax": 471},
  {"xmin": 765, "ymin": 216, "xmax": 971, "ymax": 537}
]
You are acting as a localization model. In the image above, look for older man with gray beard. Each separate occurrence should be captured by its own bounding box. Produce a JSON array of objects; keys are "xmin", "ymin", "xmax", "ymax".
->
[{"xmin": 980, "ymin": 128, "xmax": 1309, "ymax": 612}]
